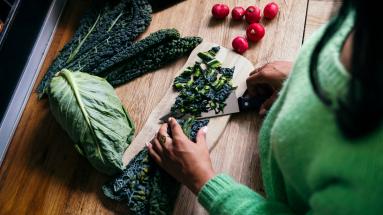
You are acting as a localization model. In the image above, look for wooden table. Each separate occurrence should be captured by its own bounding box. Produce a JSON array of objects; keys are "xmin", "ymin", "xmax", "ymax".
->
[{"xmin": 0, "ymin": 0, "xmax": 341, "ymax": 214}]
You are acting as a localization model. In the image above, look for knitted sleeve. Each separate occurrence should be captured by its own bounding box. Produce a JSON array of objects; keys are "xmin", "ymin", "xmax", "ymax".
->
[
  {"xmin": 199, "ymin": 173, "xmax": 376, "ymax": 215},
  {"xmin": 198, "ymin": 174, "xmax": 294, "ymax": 215}
]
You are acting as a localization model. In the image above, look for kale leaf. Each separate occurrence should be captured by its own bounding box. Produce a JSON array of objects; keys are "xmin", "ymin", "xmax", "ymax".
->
[
  {"xmin": 105, "ymin": 36, "xmax": 203, "ymax": 86},
  {"xmin": 94, "ymin": 28, "xmax": 181, "ymax": 76},
  {"xmin": 102, "ymin": 118, "xmax": 208, "ymax": 215},
  {"xmin": 37, "ymin": 0, "xmax": 152, "ymax": 96},
  {"xmin": 172, "ymin": 47, "xmax": 235, "ymax": 116}
]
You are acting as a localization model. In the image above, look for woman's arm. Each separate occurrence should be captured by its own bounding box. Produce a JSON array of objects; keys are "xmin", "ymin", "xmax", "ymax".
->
[
  {"xmin": 198, "ymin": 174, "xmax": 295, "ymax": 215},
  {"xmin": 147, "ymin": 116, "xmax": 369, "ymax": 215},
  {"xmin": 147, "ymin": 119, "xmax": 295, "ymax": 214}
]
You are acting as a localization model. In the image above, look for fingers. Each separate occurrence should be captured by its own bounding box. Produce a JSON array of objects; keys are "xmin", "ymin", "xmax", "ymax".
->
[
  {"xmin": 259, "ymin": 93, "xmax": 277, "ymax": 116},
  {"xmin": 196, "ymin": 126, "xmax": 208, "ymax": 145},
  {"xmin": 151, "ymin": 135, "xmax": 164, "ymax": 155},
  {"xmin": 247, "ymin": 68, "xmax": 273, "ymax": 86},
  {"xmin": 168, "ymin": 117, "xmax": 182, "ymax": 134},
  {"xmin": 147, "ymin": 142, "xmax": 162, "ymax": 164},
  {"xmin": 168, "ymin": 118, "xmax": 188, "ymax": 141},
  {"xmin": 247, "ymin": 73, "xmax": 274, "ymax": 98},
  {"xmin": 158, "ymin": 123, "xmax": 169, "ymax": 137},
  {"xmin": 246, "ymin": 71, "xmax": 269, "ymax": 97}
]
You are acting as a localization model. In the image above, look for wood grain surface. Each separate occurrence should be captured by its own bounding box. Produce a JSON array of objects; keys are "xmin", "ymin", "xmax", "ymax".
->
[{"xmin": 0, "ymin": 0, "xmax": 340, "ymax": 214}]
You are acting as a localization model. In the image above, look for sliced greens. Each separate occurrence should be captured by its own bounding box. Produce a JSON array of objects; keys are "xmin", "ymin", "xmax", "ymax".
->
[{"xmin": 171, "ymin": 46, "xmax": 235, "ymax": 117}]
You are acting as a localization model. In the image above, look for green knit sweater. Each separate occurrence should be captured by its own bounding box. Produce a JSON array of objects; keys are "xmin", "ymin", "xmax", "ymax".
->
[{"xmin": 198, "ymin": 9, "xmax": 383, "ymax": 215}]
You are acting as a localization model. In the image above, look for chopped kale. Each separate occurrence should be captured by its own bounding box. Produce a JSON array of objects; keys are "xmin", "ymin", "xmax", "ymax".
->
[{"xmin": 172, "ymin": 47, "xmax": 235, "ymax": 116}]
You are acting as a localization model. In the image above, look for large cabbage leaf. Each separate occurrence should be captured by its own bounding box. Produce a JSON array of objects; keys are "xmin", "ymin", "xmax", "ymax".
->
[{"xmin": 48, "ymin": 69, "xmax": 135, "ymax": 175}]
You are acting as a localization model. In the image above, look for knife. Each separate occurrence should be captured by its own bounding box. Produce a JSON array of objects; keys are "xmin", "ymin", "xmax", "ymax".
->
[
  {"xmin": 159, "ymin": 90, "xmax": 270, "ymax": 123},
  {"xmin": 196, "ymin": 91, "xmax": 269, "ymax": 120}
]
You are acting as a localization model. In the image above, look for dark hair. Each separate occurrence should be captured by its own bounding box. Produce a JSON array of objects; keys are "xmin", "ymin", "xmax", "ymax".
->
[{"xmin": 309, "ymin": 0, "xmax": 383, "ymax": 139}]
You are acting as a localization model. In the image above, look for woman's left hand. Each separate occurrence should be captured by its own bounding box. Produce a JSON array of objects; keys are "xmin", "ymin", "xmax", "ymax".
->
[{"xmin": 147, "ymin": 117, "xmax": 215, "ymax": 194}]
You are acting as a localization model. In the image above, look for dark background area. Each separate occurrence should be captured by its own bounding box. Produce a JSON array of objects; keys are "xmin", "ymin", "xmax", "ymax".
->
[{"xmin": 0, "ymin": 0, "xmax": 53, "ymax": 121}]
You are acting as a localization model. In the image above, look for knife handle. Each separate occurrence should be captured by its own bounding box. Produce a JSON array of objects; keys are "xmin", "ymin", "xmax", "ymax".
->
[{"xmin": 238, "ymin": 95, "xmax": 270, "ymax": 112}]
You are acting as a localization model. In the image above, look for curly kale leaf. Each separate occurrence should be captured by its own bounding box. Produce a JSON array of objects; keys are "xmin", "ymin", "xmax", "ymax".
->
[
  {"xmin": 37, "ymin": 0, "xmax": 152, "ymax": 96},
  {"xmin": 65, "ymin": 0, "xmax": 152, "ymax": 72},
  {"xmin": 105, "ymin": 36, "xmax": 203, "ymax": 86},
  {"xmin": 94, "ymin": 28, "xmax": 181, "ymax": 76},
  {"xmin": 102, "ymin": 118, "xmax": 208, "ymax": 215}
]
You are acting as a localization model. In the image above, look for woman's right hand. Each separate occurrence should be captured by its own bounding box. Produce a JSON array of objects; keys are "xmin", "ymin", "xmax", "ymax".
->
[{"xmin": 246, "ymin": 61, "xmax": 293, "ymax": 116}]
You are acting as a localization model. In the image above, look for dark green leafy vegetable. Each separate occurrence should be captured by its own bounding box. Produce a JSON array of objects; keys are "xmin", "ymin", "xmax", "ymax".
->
[
  {"xmin": 178, "ymin": 118, "xmax": 209, "ymax": 142},
  {"xmin": 105, "ymin": 36, "xmax": 203, "ymax": 86},
  {"xmin": 94, "ymin": 29, "xmax": 181, "ymax": 76},
  {"xmin": 172, "ymin": 46, "xmax": 235, "ymax": 117},
  {"xmin": 37, "ymin": 0, "xmax": 152, "ymax": 96},
  {"xmin": 48, "ymin": 69, "xmax": 135, "ymax": 175},
  {"xmin": 102, "ymin": 118, "xmax": 208, "ymax": 215},
  {"xmin": 103, "ymin": 148, "xmax": 177, "ymax": 215},
  {"xmin": 197, "ymin": 46, "xmax": 222, "ymax": 68},
  {"xmin": 65, "ymin": 0, "xmax": 153, "ymax": 74}
]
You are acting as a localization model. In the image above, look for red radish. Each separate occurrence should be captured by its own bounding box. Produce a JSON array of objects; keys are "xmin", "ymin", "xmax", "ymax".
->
[
  {"xmin": 231, "ymin": 6, "xmax": 246, "ymax": 20},
  {"xmin": 246, "ymin": 23, "xmax": 265, "ymax": 42},
  {"xmin": 245, "ymin": 6, "xmax": 261, "ymax": 23},
  {"xmin": 212, "ymin": 4, "xmax": 230, "ymax": 19},
  {"xmin": 232, "ymin": 36, "xmax": 249, "ymax": 54},
  {"xmin": 264, "ymin": 2, "xmax": 279, "ymax": 19}
]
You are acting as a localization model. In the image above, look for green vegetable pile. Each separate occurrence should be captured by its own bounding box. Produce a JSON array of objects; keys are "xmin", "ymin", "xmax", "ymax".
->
[
  {"xmin": 37, "ymin": 0, "xmax": 202, "ymax": 96},
  {"xmin": 49, "ymin": 69, "xmax": 135, "ymax": 175},
  {"xmin": 171, "ymin": 46, "xmax": 235, "ymax": 117},
  {"xmin": 103, "ymin": 47, "xmax": 235, "ymax": 215},
  {"xmin": 102, "ymin": 118, "xmax": 208, "ymax": 215}
]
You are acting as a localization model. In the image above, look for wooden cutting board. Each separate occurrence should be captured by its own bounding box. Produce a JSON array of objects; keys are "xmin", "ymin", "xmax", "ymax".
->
[{"xmin": 122, "ymin": 41, "xmax": 255, "ymax": 165}]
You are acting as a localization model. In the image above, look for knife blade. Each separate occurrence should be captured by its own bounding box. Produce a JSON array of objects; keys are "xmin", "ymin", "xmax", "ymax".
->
[
  {"xmin": 196, "ymin": 91, "xmax": 269, "ymax": 120},
  {"xmin": 159, "ymin": 91, "xmax": 270, "ymax": 123},
  {"xmin": 159, "ymin": 112, "xmax": 192, "ymax": 123}
]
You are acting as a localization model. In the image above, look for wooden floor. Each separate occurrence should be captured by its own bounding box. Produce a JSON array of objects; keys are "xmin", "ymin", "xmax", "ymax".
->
[{"xmin": 0, "ymin": 0, "xmax": 341, "ymax": 214}]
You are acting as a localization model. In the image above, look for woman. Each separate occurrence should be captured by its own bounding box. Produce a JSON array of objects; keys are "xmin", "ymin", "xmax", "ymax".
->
[{"xmin": 147, "ymin": 0, "xmax": 383, "ymax": 214}]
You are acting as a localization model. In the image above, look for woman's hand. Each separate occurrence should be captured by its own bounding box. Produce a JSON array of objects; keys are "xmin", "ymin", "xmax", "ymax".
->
[
  {"xmin": 246, "ymin": 61, "xmax": 293, "ymax": 115},
  {"xmin": 147, "ymin": 118, "xmax": 215, "ymax": 194}
]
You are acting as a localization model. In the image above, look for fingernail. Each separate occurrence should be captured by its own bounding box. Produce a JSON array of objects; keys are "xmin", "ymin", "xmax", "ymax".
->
[
  {"xmin": 146, "ymin": 142, "xmax": 152, "ymax": 148},
  {"xmin": 202, "ymin": 126, "xmax": 208, "ymax": 134},
  {"xmin": 168, "ymin": 117, "xmax": 173, "ymax": 123}
]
